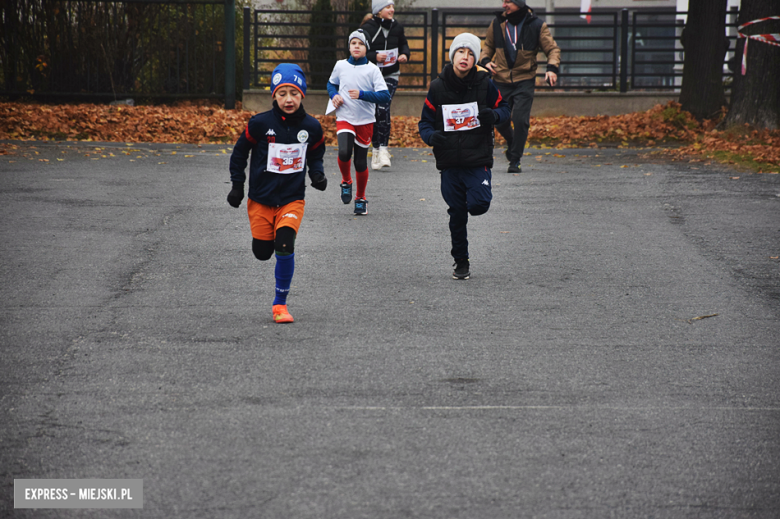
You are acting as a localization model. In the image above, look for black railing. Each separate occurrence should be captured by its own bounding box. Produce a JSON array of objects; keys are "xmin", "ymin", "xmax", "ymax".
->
[
  {"xmin": 1, "ymin": 5, "xmax": 742, "ymax": 104},
  {"xmin": 1, "ymin": 0, "xmax": 238, "ymax": 107},
  {"xmin": 248, "ymin": 7, "xmax": 741, "ymax": 93},
  {"xmin": 245, "ymin": 8, "xmax": 428, "ymax": 91}
]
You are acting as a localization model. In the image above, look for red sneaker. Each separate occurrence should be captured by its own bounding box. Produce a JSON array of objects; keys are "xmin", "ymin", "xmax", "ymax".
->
[{"xmin": 272, "ymin": 304, "xmax": 294, "ymax": 324}]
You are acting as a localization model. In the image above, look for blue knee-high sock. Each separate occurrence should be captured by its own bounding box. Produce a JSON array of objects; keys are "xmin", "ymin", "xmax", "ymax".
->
[{"xmin": 273, "ymin": 252, "xmax": 295, "ymax": 306}]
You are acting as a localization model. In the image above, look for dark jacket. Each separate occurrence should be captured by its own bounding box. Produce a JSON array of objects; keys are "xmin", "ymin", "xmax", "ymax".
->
[
  {"xmin": 418, "ymin": 65, "xmax": 510, "ymax": 170},
  {"xmin": 229, "ymin": 103, "xmax": 325, "ymax": 207},
  {"xmin": 479, "ymin": 7, "xmax": 560, "ymax": 84},
  {"xmin": 361, "ymin": 16, "xmax": 410, "ymax": 77}
]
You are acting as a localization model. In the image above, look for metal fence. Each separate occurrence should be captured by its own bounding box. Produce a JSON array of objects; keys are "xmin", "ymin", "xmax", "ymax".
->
[
  {"xmin": 1, "ymin": 0, "xmax": 238, "ymax": 106},
  {"xmin": 247, "ymin": 7, "xmax": 741, "ymax": 93},
  {"xmin": 2, "ymin": 5, "xmax": 743, "ymax": 104},
  {"xmin": 244, "ymin": 8, "xmax": 428, "ymax": 91}
]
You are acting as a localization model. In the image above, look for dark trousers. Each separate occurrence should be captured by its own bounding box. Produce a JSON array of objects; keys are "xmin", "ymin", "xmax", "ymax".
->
[
  {"xmin": 440, "ymin": 166, "xmax": 493, "ymax": 260},
  {"xmin": 372, "ymin": 77, "xmax": 398, "ymax": 148},
  {"xmin": 494, "ymin": 79, "xmax": 536, "ymax": 164}
]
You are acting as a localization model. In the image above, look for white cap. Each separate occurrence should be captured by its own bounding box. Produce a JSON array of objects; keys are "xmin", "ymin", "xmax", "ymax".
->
[
  {"xmin": 372, "ymin": 0, "xmax": 394, "ymax": 16},
  {"xmin": 449, "ymin": 33, "xmax": 482, "ymax": 63},
  {"xmin": 348, "ymin": 29, "xmax": 370, "ymax": 50}
]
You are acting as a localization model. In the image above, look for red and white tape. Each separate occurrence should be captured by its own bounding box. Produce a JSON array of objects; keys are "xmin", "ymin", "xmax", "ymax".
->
[{"xmin": 738, "ymin": 16, "xmax": 780, "ymax": 74}]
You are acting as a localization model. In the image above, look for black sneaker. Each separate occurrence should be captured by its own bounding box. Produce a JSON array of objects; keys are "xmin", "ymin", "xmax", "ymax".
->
[
  {"xmin": 507, "ymin": 162, "xmax": 521, "ymax": 173},
  {"xmin": 340, "ymin": 182, "xmax": 352, "ymax": 204},
  {"xmin": 452, "ymin": 258, "xmax": 470, "ymax": 280},
  {"xmin": 354, "ymin": 198, "xmax": 368, "ymax": 215}
]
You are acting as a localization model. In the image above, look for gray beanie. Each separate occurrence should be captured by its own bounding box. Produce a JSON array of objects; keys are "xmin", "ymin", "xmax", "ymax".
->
[
  {"xmin": 372, "ymin": 0, "xmax": 394, "ymax": 15},
  {"xmin": 348, "ymin": 29, "xmax": 370, "ymax": 50},
  {"xmin": 449, "ymin": 33, "xmax": 482, "ymax": 63}
]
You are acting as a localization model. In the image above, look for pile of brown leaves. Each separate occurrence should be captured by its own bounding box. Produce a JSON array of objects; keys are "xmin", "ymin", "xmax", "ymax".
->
[{"xmin": 1, "ymin": 101, "xmax": 778, "ymax": 169}]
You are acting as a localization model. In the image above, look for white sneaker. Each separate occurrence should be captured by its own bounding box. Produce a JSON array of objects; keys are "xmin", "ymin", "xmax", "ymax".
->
[
  {"xmin": 379, "ymin": 146, "xmax": 392, "ymax": 169},
  {"xmin": 371, "ymin": 148, "xmax": 382, "ymax": 170}
]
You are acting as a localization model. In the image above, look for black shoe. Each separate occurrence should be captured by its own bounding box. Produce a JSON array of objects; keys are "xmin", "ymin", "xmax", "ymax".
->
[
  {"xmin": 507, "ymin": 162, "xmax": 521, "ymax": 173},
  {"xmin": 452, "ymin": 258, "xmax": 470, "ymax": 280},
  {"xmin": 340, "ymin": 182, "xmax": 352, "ymax": 204},
  {"xmin": 354, "ymin": 198, "xmax": 368, "ymax": 215}
]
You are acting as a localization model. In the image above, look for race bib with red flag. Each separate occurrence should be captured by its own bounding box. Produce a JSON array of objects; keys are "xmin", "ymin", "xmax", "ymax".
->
[
  {"xmin": 378, "ymin": 48, "xmax": 399, "ymax": 68},
  {"xmin": 442, "ymin": 102, "xmax": 480, "ymax": 132},
  {"xmin": 267, "ymin": 142, "xmax": 308, "ymax": 174}
]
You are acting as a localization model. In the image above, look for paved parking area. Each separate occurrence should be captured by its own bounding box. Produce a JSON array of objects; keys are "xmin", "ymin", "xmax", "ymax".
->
[{"xmin": 2, "ymin": 141, "xmax": 779, "ymax": 517}]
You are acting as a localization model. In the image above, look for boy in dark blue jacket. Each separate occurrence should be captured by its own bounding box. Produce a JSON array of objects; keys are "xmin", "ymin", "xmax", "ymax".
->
[
  {"xmin": 227, "ymin": 63, "xmax": 327, "ymax": 323},
  {"xmin": 418, "ymin": 33, "xmax": 510, "ymax": 280}
]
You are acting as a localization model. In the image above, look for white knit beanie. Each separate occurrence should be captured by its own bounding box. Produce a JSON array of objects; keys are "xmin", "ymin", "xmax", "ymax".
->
[
  {"xmin": 348, "ymin": 29, "xmax": 370, "ymax": 50},
  {"xmin": 372, "ymin": 0, "xmax": 393, "ymax": 15},
  {"xmin": 449, "ymin": 33, "xmax": 482, "ymax": 63}
]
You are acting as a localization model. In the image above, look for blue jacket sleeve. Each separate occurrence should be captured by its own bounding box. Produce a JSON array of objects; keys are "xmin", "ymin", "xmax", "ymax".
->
[
  {"xmin": 417, "ymin": 93, "xmax": 437, "ymax": 146},
  {"xmin": 359, "ymin": 89, "xmax": 392, "ymax": 104},
  {"xmin": 487, "ymin": 81, "xmax": 510, "ymax": 126},
  {"xmin": 327, "ymin": 81, "xmax": 339, "ymax": 99}
]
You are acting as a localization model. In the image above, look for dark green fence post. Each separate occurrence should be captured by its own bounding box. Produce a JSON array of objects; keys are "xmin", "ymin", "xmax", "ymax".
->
[
  {"xmin": 620, "ymin": 8, "xmax": 629, "ymax": 93},
  {"xmin": 225, "ymin": 0, "xmax": 236, "ymax": 109},
  {"xmin": 243, "ymin": 6, "xmax": 251, "ymax": 91},
  {"xmin": 431, "ymin": 8, "xmax": 438, "ymax": 81}
]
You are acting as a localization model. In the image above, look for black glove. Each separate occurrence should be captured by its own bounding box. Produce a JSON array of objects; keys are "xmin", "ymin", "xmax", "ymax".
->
[
  {"xmin": 478, "ymin": 108, "xmax": 496, "ymax": 127},
  {"xmin": 429, "ymin": 131, "xmax": 448, "ymax": 148},
  {"xmin": 310, "ymin": 173, "xmax": 327, "ymax": 191},
  {"xmin": 226, "ymin": 182, "xmax": 244, "ymax": 208}
]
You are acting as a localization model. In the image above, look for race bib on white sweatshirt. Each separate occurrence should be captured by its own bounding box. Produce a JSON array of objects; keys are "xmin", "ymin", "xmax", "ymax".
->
[
  {"xmin": 267, "ymin": 142, "xmax": 307, "ymax": 174},
  {"xmin": 442, "ymin": 102, "xmax": 480, "ymax": 132}
]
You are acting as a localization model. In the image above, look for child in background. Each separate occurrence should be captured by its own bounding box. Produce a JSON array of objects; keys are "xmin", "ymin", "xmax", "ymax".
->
[
  {"xmin": 418, "ymin": 33, "xmax": 510, "ymax": 280},
  {"xmin": 361, "ymin": 0, "xmax": 410, "ymax": 170},
  {"xmin": 227, "ymin": 63, "xmax": 327, "ymax": 323},
  {"xmin": 327, "ymin": 29, "xmax": 391, "ymax": 215}
]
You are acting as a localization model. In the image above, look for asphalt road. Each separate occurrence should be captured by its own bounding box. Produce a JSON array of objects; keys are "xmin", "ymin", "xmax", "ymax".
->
[{"xmin": 1, "ymin": 141, "xmax": 779, "ymax": 518}]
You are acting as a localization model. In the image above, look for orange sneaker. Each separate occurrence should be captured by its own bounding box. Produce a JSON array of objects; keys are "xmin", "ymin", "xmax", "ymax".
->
[{"xmin": 272, "ymin": 304, "xmax": 294, "ymax": 324}]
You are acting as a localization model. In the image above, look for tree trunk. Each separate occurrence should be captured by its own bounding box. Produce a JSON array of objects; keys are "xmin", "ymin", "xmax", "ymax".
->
[
  {"xmin": 679, "ymin": 0, "xmax": 728, "ymax": 120},
  {"xmin": 724, "ymin": 0, "xmax": 780, "ymax": 130}
]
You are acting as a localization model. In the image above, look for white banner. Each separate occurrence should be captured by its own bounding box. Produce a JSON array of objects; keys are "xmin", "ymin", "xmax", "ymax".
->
[{"xmin": 580, "ymin": 0, "xmax": 591, "ymax": 24}]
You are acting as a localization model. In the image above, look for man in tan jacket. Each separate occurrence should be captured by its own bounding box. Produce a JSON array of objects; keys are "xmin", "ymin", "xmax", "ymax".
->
[{"xmin": 480, "ymin": 0, "xmax": 560, "ymax": 173}]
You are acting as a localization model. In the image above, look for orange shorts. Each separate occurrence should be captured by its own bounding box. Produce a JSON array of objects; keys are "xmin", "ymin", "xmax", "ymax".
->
[
  {"xmin": 336, "ymin": 120, "xmax": 374, "ymax": 148},
  {"xmin": 247, "ymin": 199, "xmax": 306, "ymax": 241}
]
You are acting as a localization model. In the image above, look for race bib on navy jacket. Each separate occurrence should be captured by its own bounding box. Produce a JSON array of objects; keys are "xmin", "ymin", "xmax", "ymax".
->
[
  {"xmin": 418, "ymin": 65, "xmax": 509, "ymax": 171},
  {"xmin": 229, "ymin": 103, "xmax": 325, "ymax": 207}
]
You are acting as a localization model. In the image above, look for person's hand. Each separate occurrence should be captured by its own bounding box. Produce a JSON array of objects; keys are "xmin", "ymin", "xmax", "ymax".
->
[
  {"xmin": 332, "ymin": 94, "xmax": 344, "ymax": 108},
  {"xmin": 310, "ymin": 173, "xmax": 327, "ymax": 191},
  {"xmin": 545, "ymin": 71, "xmax": 558, "ymax": 87},
  {"xmin": 398, "ymin": 55, "xmax": 408, "ymax": 63},
  {"xmin": 485, "ymin": 62, "xmax": 497, "ymax": 74},
  {"xmin": 227, "ymin": 182, "xmax": 244, "ymax": 208},
  {"xmin": 429, "ymin": 131, "xmax": 447, "ymax": 148},
  {"xmin": 377, "ymin": 53, "xmax": 387, "ymax": 63},
  {"xmin": 348, "ymin": 89, "xmax": 360, "ymax": 99},
  {"xmin": 478, "ymin": 108, "xmax": 496, "ymax": 127}
]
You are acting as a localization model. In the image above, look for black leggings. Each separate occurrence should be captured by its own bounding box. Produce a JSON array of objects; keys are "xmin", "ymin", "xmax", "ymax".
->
[
  {"xmin": 338, "ymin": 132, "xmax": 368, "ymax": 172},
  {"xmin": 252, "ymin": 226, "xmax": 296, "ymax": 261}
]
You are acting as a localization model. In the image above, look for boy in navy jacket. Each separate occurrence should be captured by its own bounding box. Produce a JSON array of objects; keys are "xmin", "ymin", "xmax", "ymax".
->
[
  {"xmin": 418, "ymin": 33, "xmax": 510, "ymax": 280},
  {"xmin": 227, "ymin": 63, "xmax": 327, "ymax": 323}
]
